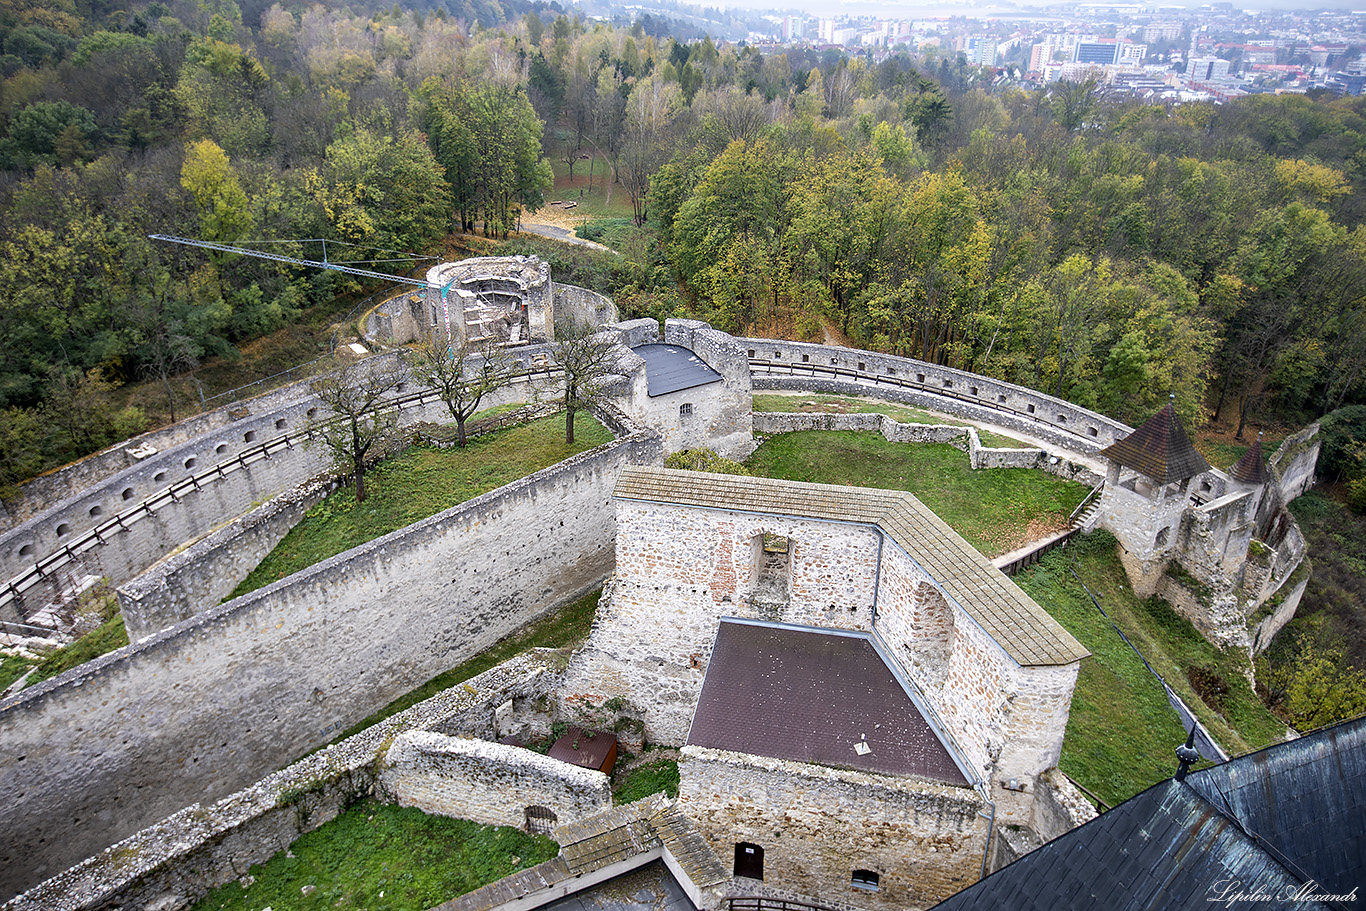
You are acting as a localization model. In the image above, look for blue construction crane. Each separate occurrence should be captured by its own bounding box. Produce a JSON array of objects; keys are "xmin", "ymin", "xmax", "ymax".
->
[{"xmin": 150, "ymin": 234, "xmax": 468, "ymax": 348}]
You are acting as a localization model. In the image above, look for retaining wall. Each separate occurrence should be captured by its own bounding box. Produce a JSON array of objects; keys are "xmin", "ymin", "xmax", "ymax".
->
[
  {"xmin": 3, "ymin": 652, "xmax": 559, "ymax": 911},
  {"xmin": 743, "ymin": 339, "xmax": 1131, "ymax": 456},
  {"xmin": 115, "ymin": 477, "xmax": 336, "ymax": 640},
  {"xmin": 0, "ymin": 418, "xmax": 661, "ymax": 900},
  {"xmin": 554, "ymin": 284, "xmax": 619, "ymax": 328},
  {"xmin": 1270, "ymin": 423, "xmax": 1321, "ymax": 503},
  {"xmin": 751, "ymin": 412, "xmax": 1101, "ymax": 485}
]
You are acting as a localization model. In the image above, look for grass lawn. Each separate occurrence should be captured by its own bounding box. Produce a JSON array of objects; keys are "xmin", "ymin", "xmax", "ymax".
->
[
  {"xmin": 751, "ymin": 393, "xmax": 1030, "ymax": 449},
  {"xmin": 188, "ymin": 799, "xmax": 558, "ymax": 911},
  {"xmin": 613, "ymin": 757, "xmax": 680, "ymax": 804},
  {"xmin": 543, "ymin": 152, "xmax": 635, "ymax": 220},
  {"xmin": 231, "ymin": 412, "xmax": 613, "ymax": 598},
  {"xmin": 1015, "ymin": 533, "xmax": 1287, "ymax": 807},
  {"xmin": 744, "ymin": 430, "xmax": 1086, "ymax": 557}
]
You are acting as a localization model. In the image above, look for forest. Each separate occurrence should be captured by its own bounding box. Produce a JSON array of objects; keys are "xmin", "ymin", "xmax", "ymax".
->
[{"xmin": 3, "ymin": 0, "xmax": 1366, "ymax": 502}]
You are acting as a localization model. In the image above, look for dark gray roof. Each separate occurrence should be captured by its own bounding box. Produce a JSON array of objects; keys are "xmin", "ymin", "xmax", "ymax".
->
[
  {"xmin": 686, "ymin": 619, "xmax": 971, "ymax": 786},
  {"xmin": 1184, "ymin": 718, "xmax": 1366, "ymax": 894},
  {"xmin": 1229, "ymin": 437, "xmax": 1272, "ymax": 485},
  {"xmin": 633, "ymin": 344, "xmax": 723, "ymax": 396},
  {"xmin": 1098, "ymin": 403, "xmax": 1212, "ymax": 484},
  {"xmin": 930, "ymin": 715, "xmax": 1366, "ymax": 911}
]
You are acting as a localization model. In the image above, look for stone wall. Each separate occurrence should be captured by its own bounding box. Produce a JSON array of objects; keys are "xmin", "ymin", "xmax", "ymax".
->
[
  {"xmin": 0, "ymin": 354, "xmax": 562, "ymax": 634},
  {"xmin": 115, "ymin": 476, "xmax": 337, "ymax": 640},
  {"xmin": 1270, "ymin": 423, "xmax": 1321, "ymax": 503},
  {"xmin": 113, "ymin": 402, "xmax": 562, "ymax": 642},
  {"xmin": 679, "ymin": 746, "xmax": 988, "ymax": 911},
  {"xmin": 380, "ymin": 731, "xmax": 612, "ymax": 830},
  {"xmin": 0, "ymin": 373, "xmax": 334, "ymax": 532},
  {"xmin": 1176, "ymin": 491, "xmax": 1256, "ymax": 593},
  {"xmin": 0, "ymin": 422, "xmax": 660, "ymax": 900},
  {"xmin": 753, "ymin": 411, "xmax": 966, "ymax": 445},
  {"xmin": 555, "ymin": 283, "xmax": 619, "ymax": 329},
  {"xmin": 1098, "ymin": 479, "xmax": 1193, "ymax": 597},
  {"xmin": 3, "ymin": 652, "xmax": 559, "ymax": 911},
  {"xmin": 750, "ymin": 412, "xmax": 1099, "ymax": 485},
  {"xmin": 562, "ymin": 500, "xmax": 882, "ymax": 745},
  {"xmin": 1030, "ymin": 768, "xmax": 1098, "ymax": 844},
  {"xmin": 743, "ymin": 338, "xmax": 1131, "ymax": 455},
  {"xmin": 872, "ymin": 541, "xmax": 1078, "ymax": 828},
  {"xmin": 1251, "ymin": 573, "xmax": 1309, "ymax": 654}
]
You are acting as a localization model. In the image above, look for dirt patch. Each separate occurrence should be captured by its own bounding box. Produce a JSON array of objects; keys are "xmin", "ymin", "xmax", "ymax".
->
[
  {"xmin": 523, "ymin": 204, "xmax": 588, "ymax": 232},
  {"xmin": 987, "ymin": 514, "xmax": 1071, "ymax": 558}
]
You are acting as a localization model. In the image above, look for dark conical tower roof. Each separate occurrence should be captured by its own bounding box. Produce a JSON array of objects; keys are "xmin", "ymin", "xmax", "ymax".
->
[
  {"xmin": 1099, "ymin": 403, "xmax": 1212, "ymax": 484},
  {"xmin": 1229, "ymin": 434, "xmax": 1271, "ymax": 485}
]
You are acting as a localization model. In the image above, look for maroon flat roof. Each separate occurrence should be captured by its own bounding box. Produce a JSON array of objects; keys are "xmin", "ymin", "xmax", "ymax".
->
[
  {"xmin": 548, "ymin": 726, "xmax": 618, "ymax": 774},
  {"xmin": 686, "ymin": 620, "xmax": 969, "ymax": 787}
]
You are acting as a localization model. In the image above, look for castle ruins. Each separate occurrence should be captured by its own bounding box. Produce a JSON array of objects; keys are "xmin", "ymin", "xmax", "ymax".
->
[{"xmin": 0, "ymin": 257, "xmax": 1321, "ymax": 908}]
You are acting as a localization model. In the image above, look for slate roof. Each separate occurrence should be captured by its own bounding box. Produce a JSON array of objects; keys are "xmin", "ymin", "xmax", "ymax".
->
[
  {"xmin": 686, "ymin": 619, "xmax": 971, "ymax": 786},
  {"xmin": 1229, "ymin": 437, "xmax": 1271, "ymax": 485},
  {"xmin": 929, "ymin": 715, "xmax": 1366, "ymax": 911},
  {"xmin": 613, "ymin": 467, "xmax": 1089, "ymax": 668},
  {"xmin": 632, "ymin": 344, "xmax": 723, "ymax": 397},
  {"xmin": 1098, "ymin": 403, "xmax": 1212, "ymax": 484}
]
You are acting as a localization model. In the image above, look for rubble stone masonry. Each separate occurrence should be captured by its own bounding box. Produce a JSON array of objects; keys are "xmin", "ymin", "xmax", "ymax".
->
[{"xmin": 680, "ymin": 746, "xmax": 988, "ymax": 911}]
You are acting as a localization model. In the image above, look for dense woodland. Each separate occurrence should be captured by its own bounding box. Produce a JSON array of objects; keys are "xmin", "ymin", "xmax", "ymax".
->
[{"xmin": 3, "ymin": 0, "xmax": 1366, "ymax": 500}]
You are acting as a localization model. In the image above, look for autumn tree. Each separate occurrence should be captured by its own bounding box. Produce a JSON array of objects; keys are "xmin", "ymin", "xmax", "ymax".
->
[
  {"xmin": 0, "ymin": 407, "xmax": 44, "ymax": 502},
  {"xmin": 403, "ymin": 337, "xmax": 517, "ymax": 447},
  {"xmin": 421, "ymin": 81, "xmax": 552, "ymax": 237},
  {"xmin": 551, "ymin": 320, "xmax": 626, "ymax": 444},
  {"xmin": 309, "ymin": 124, "xmax": 451, "ymax": 253},
  {"xmin": 308, "ymin": 358, "xmax": 404, "ymax": 503}
]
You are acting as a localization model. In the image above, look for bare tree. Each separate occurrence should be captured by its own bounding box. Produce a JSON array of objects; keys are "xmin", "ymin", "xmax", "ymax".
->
[
  {"xmin": 308, "ymin": 358, "xmax": 404, "ymax": 503},
  {"xmin": 619, "ymin": 74, "xmax": 681, "ymax": 225},
  {"xmin": 551, "ymin": 321, "xmax": 627, "ymax": 444},
  {"xmin": 403, "ymin": 337, "xmax": 517, "ymax": 447}
]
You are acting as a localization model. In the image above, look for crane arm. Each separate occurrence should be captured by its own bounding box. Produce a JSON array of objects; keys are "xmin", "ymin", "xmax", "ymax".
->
[{"xmin": 149, "ymin": 234, "xmax": 434, "ymax": 289}]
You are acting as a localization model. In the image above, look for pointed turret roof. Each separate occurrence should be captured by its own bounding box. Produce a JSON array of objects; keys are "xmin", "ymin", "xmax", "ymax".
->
[
  {"xmin": 1098, "ymin": 403, "xmax": 1211, "ymax": 484},
  {"xmin": 1229, "ymin": 433, "xmax": 1271, "ymax": 485}
]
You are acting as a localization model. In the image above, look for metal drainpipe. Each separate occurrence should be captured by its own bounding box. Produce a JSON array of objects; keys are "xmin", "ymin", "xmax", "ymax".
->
[
  {"xmin": 976, "ymin": 781, "xmax": 997, "ymax": 881},
  {"xmin": 871, "ymin": 532, "xmax": 885, "ymax": 623}
]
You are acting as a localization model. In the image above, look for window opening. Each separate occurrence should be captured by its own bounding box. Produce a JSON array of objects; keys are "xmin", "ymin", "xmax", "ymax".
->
[{"xmin": 852, "ymin": 870, "xmax": 880, "ymax": 892}]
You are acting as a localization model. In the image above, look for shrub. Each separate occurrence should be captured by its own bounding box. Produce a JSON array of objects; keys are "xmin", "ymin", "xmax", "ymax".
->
[{"xmin": 665, "ymin": 448, "xmax": 751, "ymax": 476}]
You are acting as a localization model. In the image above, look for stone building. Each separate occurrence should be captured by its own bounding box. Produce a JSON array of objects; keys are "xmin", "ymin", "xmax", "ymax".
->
[
  {"xmin": 612, "ymin": 319, "xmax": 755, "ymax": 461},
  {"xmin": 1091, "ymin": 404, "xmax": 1314, "ymax": 651},
  {"xmin": 562, "ymin": 467, "xmax": 1092, "ymax": 910},
  {"xmin": 1094, "ymin": 402, "xmax": 1213, "ymax": 596}
]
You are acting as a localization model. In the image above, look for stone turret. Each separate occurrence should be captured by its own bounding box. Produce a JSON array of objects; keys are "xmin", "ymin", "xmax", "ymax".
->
[{"xmin": 1095, "ymin": 402, "xmax": 1213, "ymax": 596}]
